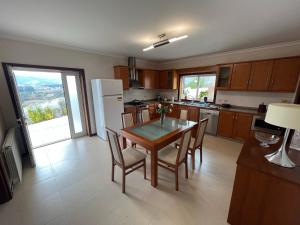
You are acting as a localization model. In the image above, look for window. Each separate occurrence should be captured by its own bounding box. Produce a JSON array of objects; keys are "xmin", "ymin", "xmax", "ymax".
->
[{"xmin": 180, "ymin": 74, "xmax": 216, "ymax": 102}]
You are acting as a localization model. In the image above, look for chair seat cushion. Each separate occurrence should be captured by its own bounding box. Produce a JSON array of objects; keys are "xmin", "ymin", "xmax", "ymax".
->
[
  {"xmin": 123, "ymin": 147, "xmax": 146, "ymax": 167},
  {"xmin": 175, "ymin": 137, "xmax": 195, "ymax": 149},
  {"xmin": 158, "ymin": 145, "xmax": 179, "ymax": 165}
]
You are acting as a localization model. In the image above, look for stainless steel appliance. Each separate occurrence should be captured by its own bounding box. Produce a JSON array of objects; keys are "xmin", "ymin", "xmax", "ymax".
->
[
  {"xmin": 128, "ymin": 57, "xmax": 144, "ymax": 89},
  {"xmin": 125, "ymin": 100, "xmax": 147, "ymax": 124},
  {"xmin": 200, "ymin": 109, "xmax": 219, "ymax": 135},
  {"xmin": 251, "ymin": 114, "xmax": 285, "ymax": 135}
]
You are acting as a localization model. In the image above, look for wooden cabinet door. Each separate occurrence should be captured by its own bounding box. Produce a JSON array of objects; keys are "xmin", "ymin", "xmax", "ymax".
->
[
  {"xmin": 188, "ymin": 106, "xmax": 200, "ymax": 122},
  {"xmin": 188, "ymin": 106, "xmax": 200, "ymax": 137},
  {"xmin": 159, "ymin": 70, "xmax": 169, "ymax": 89},
  {"xmin": 248, "ymin": 60, "xmax": 273, "ymax": 91},
  {"xmin": 114, "ymin": 66, "xmax": 129, "ymax": 90},
  {"xmin": 148, "ymin": 103, "xmax": 159, "ymax": 119},
  {"xmin": 232, "ymin": 113, "xmax": 253, "ymax": 141},
  {"xmin": 159, "ymin": 70, "xmax": 177, "ymax": 89},
  {"xmin": 217, "ymin": 64, "xmax": 233, "ymax": 89},
  {"xmin": 166, "ymin": 104, "xmax": 178, "ymax": 118},
  {"xmin": 269, "ymin": 58, "xmax": 300, "ymax": 92},
  {"xmin": 141, "ymin": 70, "xmax": 159, "ymax": 89},
  {"xmin": 217, "ymin": 111, "xmax": 235, "ymax": 138},
  {"xmin": 230, "ymin": 63, "xmax": 252, "ymax": 90}
]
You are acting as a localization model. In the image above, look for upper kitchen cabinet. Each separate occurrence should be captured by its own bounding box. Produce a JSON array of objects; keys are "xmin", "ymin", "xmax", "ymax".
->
[
  {"xmin": 216, "ymin": 64, "xmax": 233, "ymax": 89},
  {"xmin": 114, "ymin": 66, "xmax": 129, "ymax": 90},
  {"xmin": 139, "ymin": 69, "xmax": 159, "ymax": 89},
  {"xmin": 269, "ymin": 57, "xmax": 300, "ymax": 92},
  {"xmin": 159, "ymin": 70, "xmax": 178, "ymax": 89},
  {"xmin": 248, "ymin": 60, "xmax": 274, "ymax": 91},
  {"xmin": 230, "ymin": 62, "xmax": 252, "ymax": 90}
]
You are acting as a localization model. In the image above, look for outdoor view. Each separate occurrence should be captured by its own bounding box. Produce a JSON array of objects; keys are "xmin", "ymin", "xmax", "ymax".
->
[
  {"xmin": 180, "ymin": 74, "xmax": 216, "ymax": 102},
  {"xmin": 13, "ymin": 70, "xmax": 71, "ymax": 148}
]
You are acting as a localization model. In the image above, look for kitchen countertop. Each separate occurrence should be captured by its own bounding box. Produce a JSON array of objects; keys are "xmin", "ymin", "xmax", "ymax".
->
[
  {"xmin": 124, "ymin": 99, "xmax": 265, "ymax": 115},
  {"xmin": 162, "ymin": 100, "xmax": 264, "ymax": 115}
]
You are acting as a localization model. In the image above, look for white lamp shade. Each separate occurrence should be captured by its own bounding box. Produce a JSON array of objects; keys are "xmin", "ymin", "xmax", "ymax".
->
[{"xmin": 265, "ymin": 103, "xmax": 300, "ymax": 130}]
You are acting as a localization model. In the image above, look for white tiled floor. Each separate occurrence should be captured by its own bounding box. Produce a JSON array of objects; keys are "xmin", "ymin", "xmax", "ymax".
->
[{"xmin": 0, "ymin": 135, "xmax": 242, "ymax": 225}]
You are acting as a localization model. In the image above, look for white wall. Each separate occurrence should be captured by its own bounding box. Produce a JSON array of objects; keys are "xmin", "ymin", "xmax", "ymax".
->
[
  {"xmin": 0, "ymin": 38, "xmax": 157, "ymax": 133},
  {"xmin": 158, "ymin": 40, "xmax": 300, "ymax": 107}
]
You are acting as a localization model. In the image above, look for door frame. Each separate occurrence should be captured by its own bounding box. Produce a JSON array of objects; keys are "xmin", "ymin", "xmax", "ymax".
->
[
  {"xmin": 2, "ymin": 63, "xmax": 92, "ymax": 150},
  {"xmin": 61, "ymin": 71, "xmax": 87, "ymax": 138}
]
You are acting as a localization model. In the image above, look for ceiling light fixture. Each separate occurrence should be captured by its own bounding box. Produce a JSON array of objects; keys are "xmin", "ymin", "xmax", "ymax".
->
[{"xmin": 143, "ymin": 34, "xmax": 188, "ymax": 52}]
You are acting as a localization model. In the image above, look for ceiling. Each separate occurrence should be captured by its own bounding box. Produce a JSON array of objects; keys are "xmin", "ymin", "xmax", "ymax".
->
[{"xmin": 0, "ymin": 0, "xmax": 300, "ymax": 61}]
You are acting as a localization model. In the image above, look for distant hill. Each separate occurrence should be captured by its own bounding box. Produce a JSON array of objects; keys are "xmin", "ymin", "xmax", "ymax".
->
[{"xmin": 15, "ymin": 76, "xmax": 62, "ymax": 86}]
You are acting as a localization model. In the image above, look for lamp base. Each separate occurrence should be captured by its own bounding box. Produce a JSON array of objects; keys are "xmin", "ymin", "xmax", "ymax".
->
[
  {"xmin": 265, "ymin": 146, "xmax": 296, "ymax": 168},
  {"xmin": 265, "ymin": 128, "xmax": 296, "ymax": 168}
]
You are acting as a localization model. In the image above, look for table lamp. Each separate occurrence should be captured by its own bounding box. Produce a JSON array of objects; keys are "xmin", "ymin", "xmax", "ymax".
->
[{"xmin": 264, "ymin": 103, "xmax": 300, "ymax": 168}]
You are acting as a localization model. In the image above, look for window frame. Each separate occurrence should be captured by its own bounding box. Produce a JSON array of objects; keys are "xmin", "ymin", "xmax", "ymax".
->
[{"xmin": 178, "ymin": 72, "xmax": 217, "ymax": 103}]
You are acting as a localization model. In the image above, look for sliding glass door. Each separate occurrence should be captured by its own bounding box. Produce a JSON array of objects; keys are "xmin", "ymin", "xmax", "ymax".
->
[{"xmin": 5, "ymin": 65, "xmax": 87, "ymax": 164}]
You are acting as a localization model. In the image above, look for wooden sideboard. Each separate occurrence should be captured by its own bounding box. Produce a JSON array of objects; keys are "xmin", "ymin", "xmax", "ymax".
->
[{"xmin": 228, "ymin": 138, "xmax": 300, "ymax": 225}]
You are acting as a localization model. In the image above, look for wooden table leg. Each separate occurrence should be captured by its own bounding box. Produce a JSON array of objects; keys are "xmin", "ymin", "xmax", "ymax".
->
[{"xmin": 151, "ymin": 148, "xmax": 158, "ymax": 187}]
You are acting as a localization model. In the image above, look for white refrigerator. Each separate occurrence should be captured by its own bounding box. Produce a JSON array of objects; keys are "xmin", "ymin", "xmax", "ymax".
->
[{"xmin": 91, "ymin": 79, "xmax": 124, "ymax": 140}]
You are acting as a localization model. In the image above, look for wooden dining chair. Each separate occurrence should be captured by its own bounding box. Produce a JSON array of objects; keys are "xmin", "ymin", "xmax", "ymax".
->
[
  {"xmin": 141, "ymin": 108, "xmax": 150, "ymax": 123},
  {"xmin": 121, "ymin": 112, "xmax": 135, "ymax": 128},
  {"xmin": 106, "ymin": 127, "xmax": 146, "ymax": 193},
  {"xmin": 179, "ymin": 109, "xmax": 188, "ymax": 120},
  {"xmin": 157, "ymin": 129, "xmax": 192, "ymax": 191},
  {"xmin": 121, "ymin": 112, "xmax": 136, "ymax": 147},
  {"xmin": 189, "ymin": 118, "xmax": 208, "ymax": 169},
  {"xmin": 175, "ymin": 118, "xmax": 208, "ymax": 169}
]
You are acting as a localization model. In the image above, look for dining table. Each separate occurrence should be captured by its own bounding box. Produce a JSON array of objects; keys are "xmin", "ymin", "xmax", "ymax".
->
[{"xmin": 121, "ymin": 117, "xmax": 197, "ymax": 187}]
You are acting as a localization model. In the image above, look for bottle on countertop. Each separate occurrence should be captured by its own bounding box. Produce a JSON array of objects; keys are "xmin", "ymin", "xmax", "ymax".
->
[{"xmin": 258, "ymin": 102, "xmax": 267, "ymax": 113}]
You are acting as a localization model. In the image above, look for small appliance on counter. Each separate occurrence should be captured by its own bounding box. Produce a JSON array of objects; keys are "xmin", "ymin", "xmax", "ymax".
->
[
  {"xmin": 258, "ymin": 102, "xmax": 267, "ymax": 113},
  {"xmin": 221, "ymin": 103, "xmax": 231, "ymax": 108}
]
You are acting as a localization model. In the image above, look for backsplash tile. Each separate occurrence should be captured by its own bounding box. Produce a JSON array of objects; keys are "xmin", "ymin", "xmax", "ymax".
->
[
  {"xmin": 216, "ymin": 91, "xmax": 294, "ymax": 107},
  {"xmin": 123, "ymin": 89, "xmax": 177, "ymax": 102}
]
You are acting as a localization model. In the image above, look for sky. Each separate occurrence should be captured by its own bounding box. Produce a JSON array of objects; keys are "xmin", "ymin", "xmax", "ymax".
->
[{"xmin": 13, "ymin": 70, "xmax": 62, "ymax": 81}]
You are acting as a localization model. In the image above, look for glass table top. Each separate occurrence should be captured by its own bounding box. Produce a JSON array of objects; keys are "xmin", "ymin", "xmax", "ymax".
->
[{"xmin": 128, "ymin": 117, "xmax": 197, "ymax": 141}]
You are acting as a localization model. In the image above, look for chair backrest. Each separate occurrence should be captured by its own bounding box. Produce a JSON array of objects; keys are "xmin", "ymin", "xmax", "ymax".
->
[
  {"xmin": 179, "ymin": 109, "xmax": 188, "ymax": 120},
  {"xmin": 193, "ymin": 118, "xmax": 208, "ymax": 149},
  {"xmin": 176, "ymin": 129, "xmax": 192, "ymax": 163},
  {"xmin": 106, "ymin": 127, "xmax": 124, "ymax": 167},
  {"xmin": 141, "ymin": 108, "xmax": 150, "ymax": 123},
  {"xmin": 121, "ymin": 112, "xmax": 134, "ymax": 128}
]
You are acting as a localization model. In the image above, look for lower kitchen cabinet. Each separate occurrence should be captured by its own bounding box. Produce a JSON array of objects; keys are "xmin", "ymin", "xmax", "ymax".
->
[
  {"xmin": 148, "ymin": 103, "xmax": 160, "ymax": 119},
  {"xmin": 166, "ymin": 104, "xmax": 179, "ymax": 118},
  {"xmin": 177, "ymin": 105, "xmax": 200, "ymax": 137},
  {"xmin": 217, "ymin": 111, "xmax": 235, "ymax": 138},
  {"xmin": 217, "ymin": 111, "xmax": 253, "ymax": 141},
  {"xmin": 232, "ymin": 113, "xmax": 253, "ymax": 140}
]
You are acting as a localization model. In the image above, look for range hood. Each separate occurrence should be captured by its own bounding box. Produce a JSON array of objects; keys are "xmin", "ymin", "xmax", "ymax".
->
[{"xmin": 128, "ymin": 57, "xmax": 143, "ymax": 89}]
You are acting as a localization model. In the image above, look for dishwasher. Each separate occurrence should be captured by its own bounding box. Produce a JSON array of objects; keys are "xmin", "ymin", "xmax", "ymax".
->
[{"xmin": 200, "ymin": 109, "xmax": 219, "ymax": 135}]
